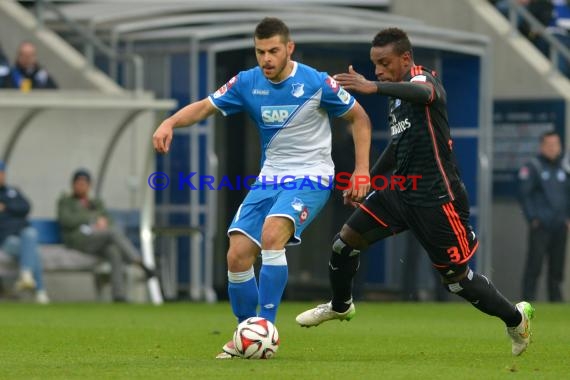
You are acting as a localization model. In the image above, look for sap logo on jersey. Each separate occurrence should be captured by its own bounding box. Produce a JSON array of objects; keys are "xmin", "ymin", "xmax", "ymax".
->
[{"xmin": 261, "ymin": 105, "xmax": 298, "ymax": 126}]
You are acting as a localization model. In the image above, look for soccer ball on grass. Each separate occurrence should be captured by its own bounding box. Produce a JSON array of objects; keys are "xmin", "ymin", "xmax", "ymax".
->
[{"xmin": 232, "ymin": 317, "xmax": 279, "ymax": 359}]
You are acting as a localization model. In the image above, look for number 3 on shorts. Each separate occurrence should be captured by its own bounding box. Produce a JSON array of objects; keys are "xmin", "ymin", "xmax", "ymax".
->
[{"xmin": 447, "ymin": 246, "xmax": 460, "ymax": 263}]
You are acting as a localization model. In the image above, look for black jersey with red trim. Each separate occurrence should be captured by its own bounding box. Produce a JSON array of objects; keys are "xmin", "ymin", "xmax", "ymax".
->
[{"xmin": 387, "ymin": 65, "xmax": 462, "ymax": 206}]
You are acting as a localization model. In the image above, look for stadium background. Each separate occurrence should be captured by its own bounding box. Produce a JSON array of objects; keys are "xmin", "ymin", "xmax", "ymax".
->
[{"xmin": 0, "ymin": 0, "xmax": 569, "ymax": 305}]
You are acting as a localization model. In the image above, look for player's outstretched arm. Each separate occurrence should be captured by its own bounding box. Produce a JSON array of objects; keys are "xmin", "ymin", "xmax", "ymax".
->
[
  {"xmin": 375, "ymin": 81, "xmax": 432, "ymax": 104},
  {"xmin": 335, "ymin": 65, "xmax": 433, "ymax": 104},
  {"xmin": 153, "ymin": 98, "xmax": 217, "ymax": 153},
  {"xmin": 333, "ymin": 65, "xmax": 377, "ymax": 95},
  {"xmin": 342, "ymin": 101, "xmax": 371, "ymax": 202}
]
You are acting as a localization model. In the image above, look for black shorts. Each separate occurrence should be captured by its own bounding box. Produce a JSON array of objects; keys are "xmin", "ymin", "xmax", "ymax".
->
[{"xmin": 345, "ymin": 186, "xmax": 478, "ymax": 275}]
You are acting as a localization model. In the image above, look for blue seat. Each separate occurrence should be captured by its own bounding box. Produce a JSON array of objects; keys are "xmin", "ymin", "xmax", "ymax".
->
[{"xmin": 29, "ymin": 219, "xmax": 62, "ymax": 244}]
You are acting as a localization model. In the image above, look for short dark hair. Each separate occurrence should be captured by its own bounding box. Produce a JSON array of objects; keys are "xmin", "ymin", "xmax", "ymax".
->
[
  {"xmin": 372, "ymin": 27, "xmax": 412, "ymax": 56},
  {"xmin": 254, "ymin": 17, "xmax": 290, "ymax": 42},
  {"xmin": 540, "ymin": 130, "xmax": 559, "ymax": 142},
  {"xmin": 72, "ymin": 168, "xmax": 91, "ymax": 183}
]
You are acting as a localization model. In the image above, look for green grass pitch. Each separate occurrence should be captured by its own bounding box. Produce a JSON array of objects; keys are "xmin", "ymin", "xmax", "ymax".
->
[{"xmin": 1, "ymin": 302, "xmax": 568, "ymax": 379}]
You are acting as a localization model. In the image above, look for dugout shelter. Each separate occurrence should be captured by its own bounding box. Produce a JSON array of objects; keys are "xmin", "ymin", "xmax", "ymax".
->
[{"xmin": 4, "ymin": 0, "xmax": 492, "ymax": 302}]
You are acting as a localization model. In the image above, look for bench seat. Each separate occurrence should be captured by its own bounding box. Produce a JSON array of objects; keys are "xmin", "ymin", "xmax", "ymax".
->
[{"xmin": 0, "ymin": 245, "xmax": 101, "ymax": 274}]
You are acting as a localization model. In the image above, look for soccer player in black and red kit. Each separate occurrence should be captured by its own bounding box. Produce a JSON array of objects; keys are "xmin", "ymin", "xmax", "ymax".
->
[{"xmin": 296, "ymin": 28, "xmax": 534, "ymax": 356}]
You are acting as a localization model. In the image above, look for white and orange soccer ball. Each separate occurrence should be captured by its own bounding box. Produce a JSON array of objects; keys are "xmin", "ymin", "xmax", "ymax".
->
[{"xmin": 232, "ymin": 317, "xmax": 280, "ymax": 359}]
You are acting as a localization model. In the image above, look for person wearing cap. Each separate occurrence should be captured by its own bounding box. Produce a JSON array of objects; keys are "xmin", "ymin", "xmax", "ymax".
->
[
  {"xmin": 0, "ymin": 160, "xmax": 50, "ymax": 304},
  {"xmin": 57, "ymin": 169, "xmax": 154, "ymax": 302}
]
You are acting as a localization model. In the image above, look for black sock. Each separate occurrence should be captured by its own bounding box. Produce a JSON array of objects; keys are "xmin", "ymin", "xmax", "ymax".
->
[
  {"xmin": 450, "ymin": 271, "xmax": 521, "ymax": 327},
  {"xmin": 329, "ymin": 250, "xmax": 360, "ymax": 313}
]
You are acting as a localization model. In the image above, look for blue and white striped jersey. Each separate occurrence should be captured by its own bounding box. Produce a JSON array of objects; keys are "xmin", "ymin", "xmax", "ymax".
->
[{"xmin": 208, "ymin": 61, "xmax": 355, "ymax": 183}]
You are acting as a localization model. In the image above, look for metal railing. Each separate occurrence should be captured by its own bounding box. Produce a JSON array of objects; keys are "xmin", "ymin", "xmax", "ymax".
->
[
  {"xmin": 32, "ymin": 0, "xmax": 144, "ymax": 92},
  {"xmin": 506, "ymin": 0, "xmax": 570, "ymax": 75}
]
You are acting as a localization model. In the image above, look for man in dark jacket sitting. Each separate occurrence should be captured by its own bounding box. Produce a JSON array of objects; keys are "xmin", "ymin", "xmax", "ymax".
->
[{"xmin": 0, "ymin": 160, "xmax": 49, "ymax": 303}]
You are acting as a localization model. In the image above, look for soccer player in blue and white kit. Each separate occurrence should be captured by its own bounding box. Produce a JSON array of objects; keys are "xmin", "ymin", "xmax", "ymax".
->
[{"xmin": 152, "ymin": 17, "xmax": 372, "ymax": 358}]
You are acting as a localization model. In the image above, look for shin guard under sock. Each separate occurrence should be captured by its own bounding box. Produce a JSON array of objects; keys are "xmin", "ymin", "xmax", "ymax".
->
[{"xmin": 330, "ymin": 234, "xmax": 360, "ymax": 312}]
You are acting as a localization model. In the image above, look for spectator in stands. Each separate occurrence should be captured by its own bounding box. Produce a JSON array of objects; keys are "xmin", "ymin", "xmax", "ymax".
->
[
  {"xmin": 495, "ymin": 0, "xmax": 531, "ymax": 18},
  {"xmin": 495, "ymin": 0, "xmax": 561, "ymax": 56},
  {"xmin": 57, "ymin": 169, "xmax": 154, "ymax": 302},
  {"xmin": 524, "ymin": 0, "xmax": 556, "ymax": 53},
  {"xmin": 0, "ymin": 41, "xmax": 57, "ymax": 91},
  {"xmin": 0, "ymin": 160, "xmax": 50, "ymax": 304},
  {"xmin": 518, "ymin": 131, "xmax": 569, "ymax": 302},
  {"xmin": 549, "ymin": 0, "xmax": 570, "ymax": 76},
  {"xmin": 495, "ymin": 0, "xmax": 570, "ymax": 76}
]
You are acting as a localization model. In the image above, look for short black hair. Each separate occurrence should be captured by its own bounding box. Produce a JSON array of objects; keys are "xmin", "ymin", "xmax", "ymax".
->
[
  {"xmin": 72, "ymin": 168, "xmax": 91, "ymax": 183},
  {"xmin": 254, "ymin": 17, "xmax": 290, "ymax": 42},
  {"xmin": 372, "ymin": 27, "xmax": 412, "ymax": 56},
  {"xmin": 540, "ymin": 130, "xmax": 559, "ymax": 142}
]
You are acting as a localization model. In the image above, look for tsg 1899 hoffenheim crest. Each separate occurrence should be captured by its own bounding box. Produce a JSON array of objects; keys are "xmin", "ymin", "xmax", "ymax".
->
[
  {"xmin": 291, "ymin": 83, "xmax": 304, "ymax": 98},
  {"xmin": 290, "ymin": 197, "xmax": 304, "ymax": 212}
]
